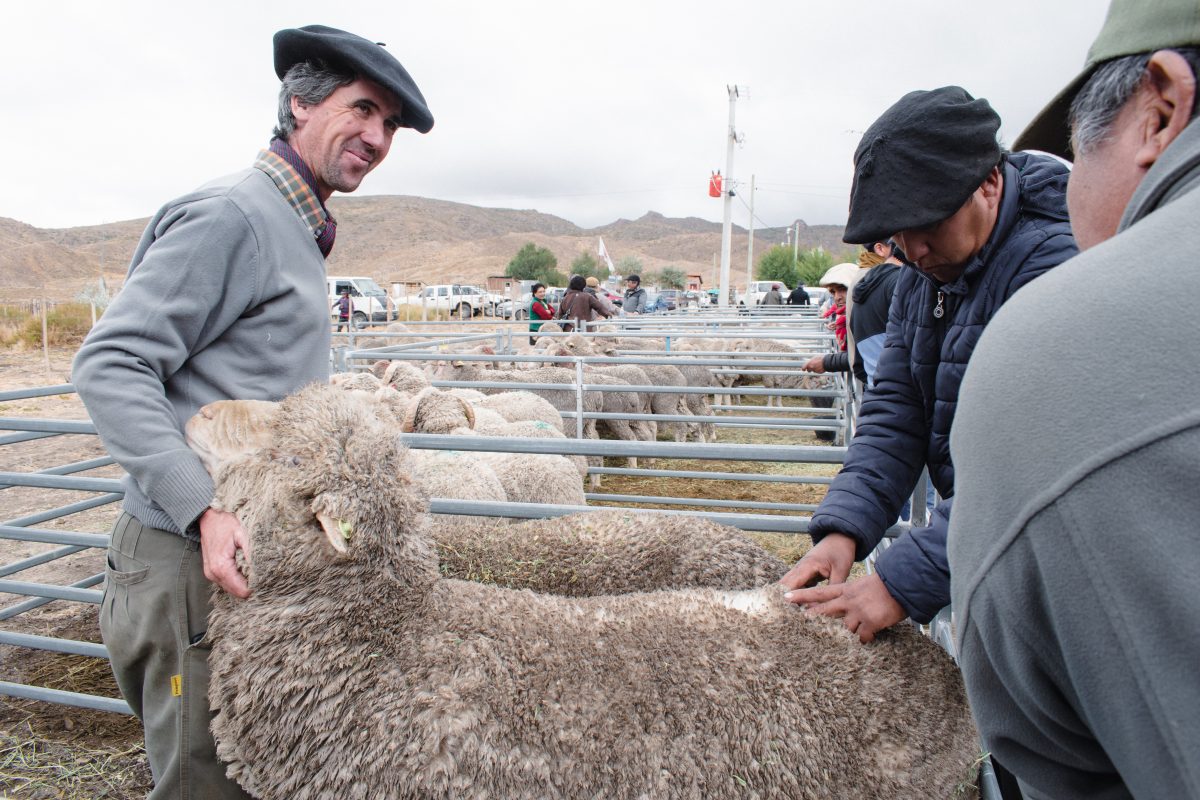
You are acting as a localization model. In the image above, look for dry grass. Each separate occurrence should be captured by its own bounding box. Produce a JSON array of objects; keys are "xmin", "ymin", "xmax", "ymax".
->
[{"xmin": 0, "ymin": 304, "xmax": 96, "ymax": 350}]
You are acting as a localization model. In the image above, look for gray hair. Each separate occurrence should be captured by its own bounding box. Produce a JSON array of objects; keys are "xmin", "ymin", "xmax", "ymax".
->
[
  {"xmin": 273, "ymin": 60, "xmax": 357, "ymax": 140},
  {"xmin": 1070, "ymin": 47, "xmax": 1200, "ymax": 156}
]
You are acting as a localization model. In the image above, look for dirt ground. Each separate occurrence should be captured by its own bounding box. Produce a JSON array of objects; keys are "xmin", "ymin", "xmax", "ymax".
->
[{"xmin": 0, "ymin": 344, "xmax": 838, "ymax": 799}]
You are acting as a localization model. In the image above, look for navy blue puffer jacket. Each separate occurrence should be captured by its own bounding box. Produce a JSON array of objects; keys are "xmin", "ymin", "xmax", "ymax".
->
[{"xmin": 807, "ymin": 152, "xmax": 1078, "ymax": 623}]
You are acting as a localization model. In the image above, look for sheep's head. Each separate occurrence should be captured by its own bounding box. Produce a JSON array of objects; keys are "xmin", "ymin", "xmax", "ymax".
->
[
  {"xmin": 329, "ymin": 371, "xmax": 384, "ymax": 392},
  {"xmin": 208, "ymin": 385, "xmax": 434, "ymax": 591},
  {"xmin": 400, "ymin": 387, "xmax": 475, "ymax": 434},
  {"xmin": 185, "ymin": 399, "xmax": 279, "ymax": 476}
]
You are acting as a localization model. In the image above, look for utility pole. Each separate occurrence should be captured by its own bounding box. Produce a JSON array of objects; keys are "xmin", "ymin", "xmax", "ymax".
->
[
  {"xmin": 717, "ymin": 85, "xmax": 740, "ymax": 309},
  {"xmin": 745, "ymin": 174, "xmax": 755, "ymax": 294},
  {"xmin": 793, "ymin": 221, "xmax": 801, "ymax": 265}
]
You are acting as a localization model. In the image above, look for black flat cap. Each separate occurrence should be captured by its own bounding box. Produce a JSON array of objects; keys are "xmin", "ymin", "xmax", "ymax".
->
[
  {"xmin": 274, "ymin": 25, "xmax": 434, "ymax": 134},
  {"xmin": 844, "ymin": 86, "xmax": 1001, "ymax": 245}
]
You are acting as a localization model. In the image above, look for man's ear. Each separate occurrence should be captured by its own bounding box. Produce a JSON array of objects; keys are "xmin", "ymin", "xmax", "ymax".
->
[
  {"xmin": 290, "ymin": 95, "xmax": 313, "ymax": 126},
  {"xmin": 1136, "ymin": 49, "xmax": 1197, "ymax": 169}
]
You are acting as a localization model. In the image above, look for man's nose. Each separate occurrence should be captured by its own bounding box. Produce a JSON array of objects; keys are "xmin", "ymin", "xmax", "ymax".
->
[{"xmin": 893, "ymin": 232, "xmax": 925, "ymax": 262}]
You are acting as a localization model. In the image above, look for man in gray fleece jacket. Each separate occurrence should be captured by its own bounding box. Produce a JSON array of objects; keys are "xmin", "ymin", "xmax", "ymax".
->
[
  {"xmin": 949, "ymin": 1, "xmax": 1200, "ymax": 797},
  {"xmin": 72, "ymin": 26, "xmax": 432, "ymax": 798}
]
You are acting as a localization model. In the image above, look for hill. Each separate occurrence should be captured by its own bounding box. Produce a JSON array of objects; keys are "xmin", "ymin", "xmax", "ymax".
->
[{"xmin": 0, "ymin": 196, "xmax": 851, "ymax": 302}]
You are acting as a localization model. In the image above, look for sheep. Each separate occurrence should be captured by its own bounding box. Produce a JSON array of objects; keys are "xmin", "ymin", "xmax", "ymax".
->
[
  {"xmin": 396, "ymin": 387, "xmax": 586, "ymax": 504},
  {"xmin": 471, "ymin": 390, "xmax": 563, "ymax": 432},
  {"xmin": 204, "ymin": 384, "xmax": 982, "ymax": 800},
  {"xmin": 432, "ymin": 509, "xmax": 786, "ymax": 595},
  {"xmin": 370, "ymin": 359, "xmax": 431, "ymax": 395},
  {"xmin": 186, "ymin": 392, "xmax": 509, "ymax": 516},
  {"xmin": 550, "ymin": 335, "xmax": 693, "ymax": 442},
  {"xmin": 186, "ymin": 390, "xmax": 786, "ymax": 598},
  {"xmin": 733, "ymin": 338, "xmax": 819, "ymax": 408},
  {"xmin": 434, "ymin": 361, "xmax": 612, "ymax": 485}
]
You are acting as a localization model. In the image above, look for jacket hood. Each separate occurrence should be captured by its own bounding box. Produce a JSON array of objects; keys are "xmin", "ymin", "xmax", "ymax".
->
[
  {"xmin": 1121, "ymin": 117, "xmax": 1200, "ymax": 231},
  {"xmin": 1006, "ymin": 151, "xmax": 1071, "ymax": 225},
  {"xmin": 852, "ymin": 262, "xmax": 900, "ymax": 305}
]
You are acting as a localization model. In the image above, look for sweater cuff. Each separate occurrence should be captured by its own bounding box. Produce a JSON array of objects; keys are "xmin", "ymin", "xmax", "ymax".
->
[{"xmin": 153, "ymin": 456, "xmax": 216, "ymax": 535}]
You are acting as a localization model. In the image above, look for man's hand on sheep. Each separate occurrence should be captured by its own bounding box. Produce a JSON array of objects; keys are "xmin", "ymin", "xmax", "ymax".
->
[
  {"xmin": 786, "ymin": 573, "xmax": 907, "ymax": 643},
  {"xmin": 200, "ymin": 507, "xmax": 252, "ymax": 598},
  {"xmin": 779, "ymin": 532, "xmax": 856, "ymax": 591}
]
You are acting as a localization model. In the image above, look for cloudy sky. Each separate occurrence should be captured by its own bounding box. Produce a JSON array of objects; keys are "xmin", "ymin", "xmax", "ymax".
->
[{"xmin": 5, "ymin": 1, "xmax": 1108, "ymax": 232}]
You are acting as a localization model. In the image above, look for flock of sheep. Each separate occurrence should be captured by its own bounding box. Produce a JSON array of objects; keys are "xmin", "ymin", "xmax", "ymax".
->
[{"xmin": 179, "ymin": 326, "xmax": 980, "ymax": 798}]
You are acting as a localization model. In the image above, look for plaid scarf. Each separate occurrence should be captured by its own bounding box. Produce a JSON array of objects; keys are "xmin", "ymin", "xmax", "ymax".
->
[{"xmin": 252, "ymin": 138, "xmax": 337, "ymax": 257}]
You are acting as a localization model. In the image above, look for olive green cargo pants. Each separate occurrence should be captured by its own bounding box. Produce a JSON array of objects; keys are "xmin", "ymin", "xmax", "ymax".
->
[{"xmin": 101, "ymin": 513, "xmax": 250, "ymax": 800}]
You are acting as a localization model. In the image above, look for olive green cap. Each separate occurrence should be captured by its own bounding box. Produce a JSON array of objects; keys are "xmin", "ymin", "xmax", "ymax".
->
[{"xmin": 1014, "ymin": 0, "xmax": 1200, "ymax": 159}]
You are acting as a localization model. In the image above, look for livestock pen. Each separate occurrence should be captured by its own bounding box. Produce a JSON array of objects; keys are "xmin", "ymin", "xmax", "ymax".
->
[{"xmin": 0, "ymin": 309, "xmax": 998, "ymax": 798}]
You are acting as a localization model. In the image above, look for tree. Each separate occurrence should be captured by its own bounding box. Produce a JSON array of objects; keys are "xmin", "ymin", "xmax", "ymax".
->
[
  {"xmin": 506, "ymin": 242, "xmax": 564, "ymax": 286},
  {"xmin": 795, "ymin": 247, "xmax": 836, "ymax": 287},
  {"xmin": 569, "ymin": 251, "xmax": 608, "ymax": 282},
  {"xmin": 616, "ymin": 255, "xmax": 644, "ymax": 277},
  {"xmin": 656, "ymin": 266, "xmax": 687, "ymax": 289},
  {"xmin": 756, "ymin": 246, "xmax": 802, "ymax": 288}
]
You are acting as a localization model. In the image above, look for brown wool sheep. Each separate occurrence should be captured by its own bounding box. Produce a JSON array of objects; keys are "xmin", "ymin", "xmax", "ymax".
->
[{"xmin": 205, "ymin": 385, "xmax": 980, "ymax": 800}]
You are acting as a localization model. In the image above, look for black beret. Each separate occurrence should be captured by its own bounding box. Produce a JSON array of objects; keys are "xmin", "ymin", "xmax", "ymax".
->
[
  {"xmin": 274, "ymin": 25, "xmax": 434, "ymax": 134},
  {"xmin": 844, "ymin": 86, "xmax": 1001, "ymax": 245}
]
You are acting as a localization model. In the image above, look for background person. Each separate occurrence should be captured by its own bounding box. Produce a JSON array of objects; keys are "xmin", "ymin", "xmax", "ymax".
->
[
  {"xmin": 71, "ymin": 25, "xmax": 433, "ymax": 798},
  {"xmin": 584, "ymin": 275, "xmax": 617, "ymax": 323},
  {"xmin": 760, "ymin": 283, "xmax": 784, "ymax": 305},
  {"xmin": 779, "ymin": 86, "xmax": 1077, "ymax": 645},
  {"xmin": 803, "ymin": 244, "xmax": 901, "ymax": 387},
  {"xmin": 949, "ymin": 2, "xmax": 1200, "ymax": 796},
  {"xmin": 787, "ymin": 282, "xmax": 811, "ymax": 306},
  {"xmin": 622, "ymin": 274, "xmax": 648, "ymax": 314},
  {"xmin": 557, "ymin": 274, "xmax": 609, "ymax": 331},
  {"xmin": 335, "ymin": 285, "xmax": 353, "ymax": 331},
  {"xmin": 528, "ymin": 282, "xmax": 555, "ymax": 344}
]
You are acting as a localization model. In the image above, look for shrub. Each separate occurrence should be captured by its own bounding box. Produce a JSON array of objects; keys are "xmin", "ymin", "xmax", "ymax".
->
[{"xmin": 0, "ymin": 303, "xmax": 96, "ymax": 348}]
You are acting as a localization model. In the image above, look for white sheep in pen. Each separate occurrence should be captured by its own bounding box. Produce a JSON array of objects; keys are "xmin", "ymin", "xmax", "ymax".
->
[{"xmin": 201, "ymin": 384, "xmax": 980, "ymax": 800}]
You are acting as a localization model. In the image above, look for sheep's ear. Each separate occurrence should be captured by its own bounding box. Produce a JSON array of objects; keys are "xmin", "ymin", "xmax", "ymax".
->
[
  {"xmin": 451, "ymin": 360, "xmax": 465, "ymax": 368},
  {"xmin": 370, "ymin": 360, "xmax": 390, "ymax": 379},
  {"xmin": 314, "ymin": 510, "xmax": 350, "ymax": 554},
  {"xmin": 478, "ymin": 345, "xmax": 495, "ymax": 355}
]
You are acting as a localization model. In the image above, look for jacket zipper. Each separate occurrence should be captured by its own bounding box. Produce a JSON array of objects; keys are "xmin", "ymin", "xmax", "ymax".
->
[{"xmin": 933, "ymin": 291, "xmax": 945, "ymax": 319}]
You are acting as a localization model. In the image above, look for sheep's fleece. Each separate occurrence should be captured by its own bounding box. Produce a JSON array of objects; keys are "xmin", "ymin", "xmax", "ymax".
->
[
  {"xmin": 186, "ymin": 395, "xmax": 781, "ymax": 594},
  {"xmin": 206, "ymin": 385, "xmax": 979, "ymax": 799}
]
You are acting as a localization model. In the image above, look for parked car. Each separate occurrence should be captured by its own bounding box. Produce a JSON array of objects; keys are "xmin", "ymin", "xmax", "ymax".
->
[
  {"xmin": 656, "ymin": 289, "xmax": 681, "ymax": 311},
  {"xmin": 415, "ymin": 284, "xmax": 505, "ymax": 318},
  {"xmin": 737, "ymin": 280, "xmax": 790, "ymax": 308}
]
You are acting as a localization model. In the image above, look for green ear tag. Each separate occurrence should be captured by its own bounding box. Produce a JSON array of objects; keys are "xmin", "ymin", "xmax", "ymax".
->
[{"xmin": 337, "ymin": 519, "xmax": 353, "ymax": 540}]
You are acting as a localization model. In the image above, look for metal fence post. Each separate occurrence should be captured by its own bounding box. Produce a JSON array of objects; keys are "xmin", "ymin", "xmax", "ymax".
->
[{"xmin": 574, "ymin": 358, "xmax": 585, "ymax": 440}]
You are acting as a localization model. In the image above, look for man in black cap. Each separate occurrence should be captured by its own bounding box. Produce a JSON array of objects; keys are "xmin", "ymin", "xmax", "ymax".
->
[
  {"xmin": 72, "ymin": 26, "xmax": 432, "ymax": 798},
  {"xmin": 949, "ymin": 1, "xmax": 1200, "ymax": 795},
  {"xmin": 779, "ymin": 86, "xmax": 1077, "ymax": 644}
]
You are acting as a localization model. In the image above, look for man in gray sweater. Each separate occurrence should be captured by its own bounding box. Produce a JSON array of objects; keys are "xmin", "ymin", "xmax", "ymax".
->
[
  {"xmin": 948, "ymin": 1, "xmax": 1200, "ymax": 797},
  {"xmin": 72, "ymin": 26, "xmax": 432, "ymax": 798}
]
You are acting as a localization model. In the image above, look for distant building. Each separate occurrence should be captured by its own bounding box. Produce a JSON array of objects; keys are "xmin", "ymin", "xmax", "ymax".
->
[
  {"xmin": 687, "ymin": 274, "xmax": 704, "ymax": 291},
  {"xmin": 486, "ymin": 276, "xmax": 516, "ymax": 294}
]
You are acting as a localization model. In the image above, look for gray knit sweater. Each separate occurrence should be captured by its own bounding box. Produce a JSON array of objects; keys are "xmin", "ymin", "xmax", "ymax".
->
[
  {"xmin": 73, "ymin": 167, "xmax": 330, "ymax": 538},
  {"xmin": 949, "ymin": 119, "xmax": 1200, "ymax": 798}
]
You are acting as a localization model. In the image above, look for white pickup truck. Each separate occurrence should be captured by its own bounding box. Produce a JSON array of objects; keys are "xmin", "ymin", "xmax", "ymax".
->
[{"xmin": 414, "ymin": 284, "xmax": 505, "ymax": 317}]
